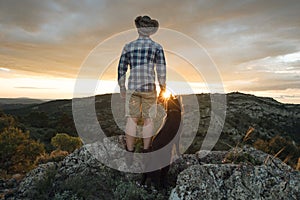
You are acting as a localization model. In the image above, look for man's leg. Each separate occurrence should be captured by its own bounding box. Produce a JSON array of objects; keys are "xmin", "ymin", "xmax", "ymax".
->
[
  {"xmin": 143, "ymin": 118, "xmax": 154, "ymax": 150},
  {"xmin": 125, "ymin": 117, "xmax": 138, "ymax": 151}
]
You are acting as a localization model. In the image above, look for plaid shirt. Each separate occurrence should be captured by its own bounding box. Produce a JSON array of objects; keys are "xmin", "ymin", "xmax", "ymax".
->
[{"xmin": 118, "ymin": 36, "xmax": 166, "ymax": 92}]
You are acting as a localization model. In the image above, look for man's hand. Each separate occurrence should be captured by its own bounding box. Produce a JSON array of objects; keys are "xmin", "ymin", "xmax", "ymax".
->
[{"xmin": 158, "ymin": 89, "xmax": 165, "ymax": 103}]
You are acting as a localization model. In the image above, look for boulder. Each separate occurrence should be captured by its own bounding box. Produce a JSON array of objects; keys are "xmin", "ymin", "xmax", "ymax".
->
[
  {"xmin": 170, "ymin": 164, "xmax": 299, "ymax": 200},
  {"xmin": 170, "ymin": 146, "xmax": 299, "ymax": 200}
]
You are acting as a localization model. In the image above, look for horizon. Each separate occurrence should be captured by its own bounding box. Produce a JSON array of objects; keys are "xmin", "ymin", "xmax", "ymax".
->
[
  {"xmin": 1, "ymin": 90, "xmax": 299, "ymax": 105},
  {"xmin": 0, "ymin": 0, "xmax": 299, "ymax": 104}
]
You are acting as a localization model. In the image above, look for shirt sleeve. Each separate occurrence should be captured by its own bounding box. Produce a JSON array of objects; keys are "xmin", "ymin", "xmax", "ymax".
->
[
  {"xmin": 155, "ymin": 47, "xmax": 166, "ymax": 90},
  {"xmin": 117, "ymin": 45, "xmax": 129, "ymax": 92}
]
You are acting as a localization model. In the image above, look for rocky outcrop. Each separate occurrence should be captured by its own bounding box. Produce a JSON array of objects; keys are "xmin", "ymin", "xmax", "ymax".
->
[
  {"xmin": 170, "ymin": 146, "xmax": 299, "ymax": 200},
  {"xmin": 14, "ymin": 136, "xmax": 167, "ymax": 200},
  {"xmin": 16, "ymin": 162, "xmax": 60, "ymax": 199},
  {"xmin": 170, "ymin": 164, "xmax": 299, "ymax": 200},
  {"xmin": 15, "ymin": 137, "xmax": 127, "ymax": 200},
  {"xmin": 13, "ymin": 138, "xmax": 299, "ymax": 200}
]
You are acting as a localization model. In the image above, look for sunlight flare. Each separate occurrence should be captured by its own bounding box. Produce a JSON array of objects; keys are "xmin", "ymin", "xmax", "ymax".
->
[{"xmin": 163, "ymin": 90, "xmax": 172, "ymax": 99}]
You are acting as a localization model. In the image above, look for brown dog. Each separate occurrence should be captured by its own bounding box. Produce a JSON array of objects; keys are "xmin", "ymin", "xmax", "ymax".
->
[{"xmin": 141, "ymin": 95, "xmax": 182, "ymax": 188}]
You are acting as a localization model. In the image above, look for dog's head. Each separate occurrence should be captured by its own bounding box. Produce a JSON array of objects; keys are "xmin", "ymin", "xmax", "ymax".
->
[{"xmin": 164, "ymin": 95, "xmax": 182, "ymax": 114}]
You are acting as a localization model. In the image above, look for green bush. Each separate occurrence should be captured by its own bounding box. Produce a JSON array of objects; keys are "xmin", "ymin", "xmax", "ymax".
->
[{"xmin": 51, "ymin": 133, "xmax": 82, "ymax": 153}]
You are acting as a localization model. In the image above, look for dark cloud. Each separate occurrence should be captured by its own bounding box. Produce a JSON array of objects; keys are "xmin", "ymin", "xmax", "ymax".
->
[{"xmin": 0, "ymin": 0, "xmax": 60, "ymax": 32}]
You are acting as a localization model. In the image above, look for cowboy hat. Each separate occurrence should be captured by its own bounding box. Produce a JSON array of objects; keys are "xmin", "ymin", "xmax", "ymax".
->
[{"xmin": 135, "ymin": 15, "xmax": 159, "ymax": 36}]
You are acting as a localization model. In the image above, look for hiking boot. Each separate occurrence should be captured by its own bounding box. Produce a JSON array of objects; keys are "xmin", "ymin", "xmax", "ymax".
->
[{"xmin": 125, "ymin": 146, "xmax": 135, "ymax": 166}]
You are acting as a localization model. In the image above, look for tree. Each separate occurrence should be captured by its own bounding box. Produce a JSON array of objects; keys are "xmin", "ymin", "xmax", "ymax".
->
[
  {"xmin": 56, "ymin": 113, "xmax": 77, "ymax": 137},
  {"xmin": 0, "ymin": 127, "xmax": 45, "ymax": 174},
  {"xmin": 0, "ymin": 113, "xmax": 16, "ymax": 132},
  {"xmin": 51, "ymin": 133, "xmax": 82, "ymax": 153},
  {"xmin": 25, "ymin": 112, "xmax": 49, "ymax": 128}
]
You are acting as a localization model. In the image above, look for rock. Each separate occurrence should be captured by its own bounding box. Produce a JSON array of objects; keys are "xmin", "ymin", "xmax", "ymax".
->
[
  {"xmin": 197, "ymin": 150, "xmax": 228, "ymax": 164},
  {"xmin": 14, "ymin": 137, "xmax": 299, "ymax": 200},
  {"xmin": 170, "ymin": 164, "xmax": 300, "ymax": 200},
  {"xmin": 170, "ymin": 146, "xmax": 300, "ymax": 200},
  {"xmin": 169, "ymin": 150, "xmax": 227, "ymax": 180},
  {"xmin": 16, "ymin": 162, "xmax": 59, "ymax": 199},
  {"xmin": 0, "ymin": 174, "xmax": 24, "ymax": 200},
  {"xmin": 15, "ymin": 136, "xmax": 160, "ymax": 199},
  {"xmin": 224, "ymin": 145, "xmax": 293, "ymax": 172}
]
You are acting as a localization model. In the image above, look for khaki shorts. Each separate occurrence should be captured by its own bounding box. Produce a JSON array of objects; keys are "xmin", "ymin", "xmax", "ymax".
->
[{"xmin": 125, "ymin": 90, "xmax": 157, "ymax": 118}]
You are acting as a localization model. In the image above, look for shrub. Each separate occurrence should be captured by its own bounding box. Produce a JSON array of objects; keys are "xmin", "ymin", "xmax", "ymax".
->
[
  {"xmin": 0, "ymin": 113, "xmax": 16, "ymax": 132},
  {"xmin": 0, "ymin": 127, "xmax": 45, "ymax": 174},
  {"xmin": 254, "ymin": 135, "xmax": 300, "ymax": 169},
  {"xmin": 36, "ymin": 149, "xmax": 69, "ymax": 164},
  {"xmin": 51, "ymin": 133, "xmax": 82, "ymax": 153}
]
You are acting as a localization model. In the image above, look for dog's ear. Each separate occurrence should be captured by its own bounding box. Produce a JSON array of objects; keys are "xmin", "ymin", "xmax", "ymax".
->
[
  {"xmin": 173, "ymin": 95, "xmax": 183, "ymax": 112},
  {"xmin": 179, "ymin": 95, "xmax": 184, "ymax": 113}
]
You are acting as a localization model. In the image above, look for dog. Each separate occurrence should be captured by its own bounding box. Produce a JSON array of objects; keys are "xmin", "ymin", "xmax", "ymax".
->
[{"xmin": 141, "ymin": 94, "xmax": 182, "ymax": 188}]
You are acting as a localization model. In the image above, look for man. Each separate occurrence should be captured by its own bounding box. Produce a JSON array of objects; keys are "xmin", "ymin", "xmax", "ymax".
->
[{"xmin": 118, "ymin": 15, "xmax": 166, "ymax": 153}]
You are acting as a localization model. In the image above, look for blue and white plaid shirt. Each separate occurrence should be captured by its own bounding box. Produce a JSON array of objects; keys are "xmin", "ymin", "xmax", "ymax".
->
[{"xmin": 118, "ymin": 36, "xmax": 166, "ymax": 92}]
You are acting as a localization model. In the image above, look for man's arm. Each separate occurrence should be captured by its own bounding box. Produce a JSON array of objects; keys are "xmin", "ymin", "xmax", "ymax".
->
[
  {"xmin": 118, "ymin": 45, "xmax": 129, "ymax": 95},
  {"xmin": 156, "ymin": 47, "xmax": 166, "ymax": 91}
]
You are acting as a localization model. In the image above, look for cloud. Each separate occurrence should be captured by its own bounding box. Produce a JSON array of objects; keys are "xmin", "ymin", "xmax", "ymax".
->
[
  {"xmin": 234, "ymin": 51, "xmax": 300, "ymax": 91},
  {"xmin": 0, "ymin": 67, "xmax": 10, "ymax": 72},
  {"xmin": 0, "ymin": 0, "xmax": 300, "ymax": 96},
  {"xmin": 0, "ymin": 0, "xmax": 53, "ymax": 32},
  {"xmin": 14, "ymin": 86, "xmax": 57, "ymax": 90}
]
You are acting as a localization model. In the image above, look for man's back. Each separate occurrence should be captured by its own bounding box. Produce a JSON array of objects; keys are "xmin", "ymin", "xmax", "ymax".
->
[{"xmin": 118, "ymin": 36, "xmax": 166, "ymax": 92}]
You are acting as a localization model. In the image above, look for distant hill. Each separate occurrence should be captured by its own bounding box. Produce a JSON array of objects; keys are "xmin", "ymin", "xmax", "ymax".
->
[
  {"xmin": 0, "ymin": 97, "xmax": 46, "ymax": 105},
  {"xmin": 0, "ymin": 98, "xmax": 47, "ymax": 110},
  {"xmin": 2, "ymin": 92, "xmax": 300, "ymax": 152}
]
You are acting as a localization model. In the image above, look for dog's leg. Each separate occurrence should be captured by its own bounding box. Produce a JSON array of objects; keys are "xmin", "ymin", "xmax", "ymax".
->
[
  {"xmin": 160, "ymin": 165, "xmax": 170, "ymax": 188},
  {"xmin": 140, "ymin": 148, "xmax": 152, "ymax": 186},
  {"xmin": 149, "ymin": 170, "xmax": 161, "ymax": 189},
  {"xmin": 140, "ymin": 173, "xmax": 147, "ymax": 186}
]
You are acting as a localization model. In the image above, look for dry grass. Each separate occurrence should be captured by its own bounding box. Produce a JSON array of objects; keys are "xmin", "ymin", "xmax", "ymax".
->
[
  {"xmin": 223, "ymin": 127, "xmax": 256, "ymax": 164},
  {"xmin": 283, "ymin": 155, "xmax": 292, "ymax": 164},
  {"xmin": 296, "ymin": 158, "xmax": 300, "ymax": 171},
  {"xmin": 243, "ymin": 127, "xmax": 255, "ymax": 142},
  {"xmin": 222, "ymin": 127, "xmax": 299, "ymax": 170},
  {"xmin": 264, "ymin": 147, "xmax": 286, "ymax": 166},
  {"xmin": 274, "ymin": 147, "xmax": 286, "ymax": 158}
]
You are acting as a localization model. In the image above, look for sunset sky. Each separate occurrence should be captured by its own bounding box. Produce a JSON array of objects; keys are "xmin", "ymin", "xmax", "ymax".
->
[{"xmin": 0, "ymin": 0, "xmax": 299, "ymax": 103}]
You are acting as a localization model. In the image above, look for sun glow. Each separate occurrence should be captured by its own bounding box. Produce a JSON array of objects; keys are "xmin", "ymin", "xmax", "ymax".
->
[{"xmin": 163, "ymin": 90, "xmax": 172, "ymax": 99}]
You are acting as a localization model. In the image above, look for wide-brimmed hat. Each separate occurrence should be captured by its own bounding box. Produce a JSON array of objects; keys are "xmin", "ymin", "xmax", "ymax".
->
[{"xmin": 135, "ymin": 15, "xmax": 159, "ymax": 36}]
